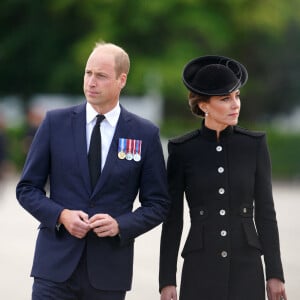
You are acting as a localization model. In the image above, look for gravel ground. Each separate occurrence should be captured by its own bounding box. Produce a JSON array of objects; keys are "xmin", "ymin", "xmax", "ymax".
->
[{"xmin": 1, "ymin": 174, "xmax": 299, "ymax": 299}]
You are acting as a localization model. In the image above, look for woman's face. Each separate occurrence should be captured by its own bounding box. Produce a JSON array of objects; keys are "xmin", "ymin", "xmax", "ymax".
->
[{"xmin": 199, "ymin": 89, "xmax": 241, "ymax": 131}]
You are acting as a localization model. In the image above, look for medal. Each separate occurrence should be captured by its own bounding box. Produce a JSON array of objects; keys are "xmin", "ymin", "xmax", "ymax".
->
[
  {"xmin": 133, "ymin": 140, "xmax": 142, "ymax": 161},
  {"xmin": 133, "ymin": 153, "xmax": 141, "ymax": 162},
  {"xmin": 126, "ymin": 139, "xmax": 133, "ymax": 160},
  {"xmin": 118, "ymin": 138, "xmax": 142, "ymax": 162},
  {"xmin": 118, "ymin": 138, "xmax": 126, "ymax": 159},
  {"xmin": 118, "ymin": 151, "xmax": 126, "ymax": 159}
]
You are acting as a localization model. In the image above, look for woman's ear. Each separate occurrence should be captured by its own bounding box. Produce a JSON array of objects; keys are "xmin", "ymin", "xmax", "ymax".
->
[{"xmin": 198, "ymin": 102, "xmax": 207, "ymax": 114}]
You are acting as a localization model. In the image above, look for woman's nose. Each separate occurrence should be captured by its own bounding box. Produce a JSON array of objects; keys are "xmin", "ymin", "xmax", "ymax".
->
[{"xmin": 231, "ymin": 97, "xmax": 240, "ymax": 108}]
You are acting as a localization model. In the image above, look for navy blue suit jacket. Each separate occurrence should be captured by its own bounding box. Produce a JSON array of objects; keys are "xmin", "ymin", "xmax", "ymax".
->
[{"xmin": 16, "ymin": 103, "xmax": 169, "ymax": 291}]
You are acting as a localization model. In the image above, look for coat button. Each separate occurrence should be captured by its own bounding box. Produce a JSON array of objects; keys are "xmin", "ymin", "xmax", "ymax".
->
[
  {"xmin": 221, "ymin": 251, "xmax": 228, "ymax": 258},
  {"xmin": 216, "ymin": 146, "xmax": 223, "ymax": 152},
  {"xmin": 220, "ymin": 230, "xmax": 227, "ymax": 237},
  {"xmin": 219, "ymin": 209, "xmax": 226, "ymax": 216},
  {"xmin": 218, "ymin": 167, "xmax": 224, "ymax": 173},
  {"xmin": 218, "ymin": 188, "xmax": 225, "ymax": 194},
  {"xmin": 243, "ymin": 207, "xmax": 247, "ymax": 213},
  {"xmin": 199, "ymin": 210, "xmax": 205, "ymax": 216}
]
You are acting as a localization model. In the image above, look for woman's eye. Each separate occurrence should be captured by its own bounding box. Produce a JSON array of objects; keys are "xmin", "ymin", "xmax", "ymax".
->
[{"xmin": 221, "ymin": 97, "xmax": 230, "ymax": 102}]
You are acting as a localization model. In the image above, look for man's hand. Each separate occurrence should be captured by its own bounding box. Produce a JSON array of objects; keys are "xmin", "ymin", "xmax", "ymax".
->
[
  {"xmin": 89, "ymin": 213, "xmax": 120, "ymax": 237},
  {"xmin": 58, "ymin": 209, "xmax": 90, "ymax": 239}
]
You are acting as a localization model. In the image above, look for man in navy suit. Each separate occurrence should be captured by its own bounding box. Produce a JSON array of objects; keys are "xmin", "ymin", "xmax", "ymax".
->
[{"xmin": 16, "ymin": 42, "xmax": 170, "ymax": 300}]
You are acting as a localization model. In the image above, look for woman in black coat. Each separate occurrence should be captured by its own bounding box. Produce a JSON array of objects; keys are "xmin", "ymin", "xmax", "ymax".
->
[{"xmin": 159, "ymin": 56, "xmax": 287, "ymax": 300}]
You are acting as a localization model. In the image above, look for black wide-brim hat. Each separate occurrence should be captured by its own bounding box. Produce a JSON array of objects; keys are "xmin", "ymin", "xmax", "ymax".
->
[{"xmin": 182, "ymin": 55, "xmax": 248, "ymax": 96}]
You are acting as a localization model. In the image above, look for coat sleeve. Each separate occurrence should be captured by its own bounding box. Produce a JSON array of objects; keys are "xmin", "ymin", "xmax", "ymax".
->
[
  {"xmin": 159, "ymin": 141, "xmax": 185, "ymax": 291},
  {"xmin": 254, "ymin": 134, "xmax": 285, "ymax": 282},
  {"xmin": 116, "ymin": 127, "xmax": 170, "ymax": 243},
  {"xmin": 16, "ymin": 112, "xmax": 64, "ymax": 230}
]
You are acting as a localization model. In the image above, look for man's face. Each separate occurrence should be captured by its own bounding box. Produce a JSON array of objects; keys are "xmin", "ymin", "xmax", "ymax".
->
[{"xmin": 83, "ymin": 49, "xmax": 126, "ymax": 113}]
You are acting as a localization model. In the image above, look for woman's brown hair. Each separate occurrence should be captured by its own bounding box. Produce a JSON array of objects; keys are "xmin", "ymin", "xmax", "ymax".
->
[{"xmin": 188, "ymin": 92, "xmax": 211, "ymax": 117}]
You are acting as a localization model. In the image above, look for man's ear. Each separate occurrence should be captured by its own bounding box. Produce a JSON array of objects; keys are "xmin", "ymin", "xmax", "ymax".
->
[{"xmin": 119, "ymin": 73, "xmax": 127, "ymax": 89}]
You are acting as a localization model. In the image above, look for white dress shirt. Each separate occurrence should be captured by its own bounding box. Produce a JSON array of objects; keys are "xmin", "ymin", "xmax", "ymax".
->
[{"xmin": 86, "ymin": 102, "xmax": 121, "ymax": 170}]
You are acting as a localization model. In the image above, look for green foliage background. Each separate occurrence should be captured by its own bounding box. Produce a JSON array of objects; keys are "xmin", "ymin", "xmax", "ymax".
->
[{"xmin": 1, "ymin": 0, "xmax": 300, "ymax": 179}]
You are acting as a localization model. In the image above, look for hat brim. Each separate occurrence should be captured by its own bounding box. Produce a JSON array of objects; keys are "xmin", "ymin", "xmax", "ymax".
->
[{"xmin": 182, "ymin": 55, "xmax": 248, "ymax": 96}]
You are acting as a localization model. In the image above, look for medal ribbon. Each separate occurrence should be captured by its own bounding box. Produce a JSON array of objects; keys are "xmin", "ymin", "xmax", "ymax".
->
[
  {"xmin": 137, "ymin": 140, "xmax": 142, "ymax": 156},
  {"xmin": 132, "ymin": 139, "xmax": 136, "ymax": 155},
  {"xmin": 127, "ymin": 139, "xmax": 132, "ymax": 154},
  {"xmin": 118, "ymin": 138, "xmax": 125, "ymax": 153}
]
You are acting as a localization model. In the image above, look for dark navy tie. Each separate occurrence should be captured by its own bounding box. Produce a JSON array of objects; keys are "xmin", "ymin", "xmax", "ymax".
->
[{"xmin": 88, "ymin": 114, "xmax": 105, "ymax": 190}]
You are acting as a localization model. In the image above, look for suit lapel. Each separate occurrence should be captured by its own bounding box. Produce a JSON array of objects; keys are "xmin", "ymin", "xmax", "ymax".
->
[
  {"xmin": 71, "ymin": 103, "xmax": 91, "ymax": 194},
  {"xmin": 92, "ymin": 106, "xmax": 133, "ymax": 196}
]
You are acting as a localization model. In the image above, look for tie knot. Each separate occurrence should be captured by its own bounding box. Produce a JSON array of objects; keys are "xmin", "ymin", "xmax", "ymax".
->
[{"xmin": 95, "ymin": 114, "xmax": 105, "ymax": 126}]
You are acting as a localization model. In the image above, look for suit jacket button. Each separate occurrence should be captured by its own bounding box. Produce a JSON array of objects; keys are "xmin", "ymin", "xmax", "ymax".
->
[
  {"xmin": 199, "ymin": 210, "xmax": 205, "ymax": 216},
  {"xmin": 89, "ymin": 202, "xmax": 95, "ymax": 208}
]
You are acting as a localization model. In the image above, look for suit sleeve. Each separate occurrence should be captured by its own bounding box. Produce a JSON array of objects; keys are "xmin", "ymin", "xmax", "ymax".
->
[
  {"xmin": 16, "ymin": 113, "xmax": 64, "ymax": 230},
  {"xmin": 159, "ymin": 141, "xmax": 185, "ymax": 291},
  {"xmin": 116, "ymin": 128, "xmax": 170, "ymax": 243},
  {"xmin": 254, "ymin": 134, "xmax": 285, "ymax": 282}
]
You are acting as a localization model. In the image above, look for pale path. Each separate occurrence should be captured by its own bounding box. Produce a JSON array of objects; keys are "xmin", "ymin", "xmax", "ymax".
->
[{"xmin": 1, "ymin": 174, "xmax": 299, "ymax": 299}]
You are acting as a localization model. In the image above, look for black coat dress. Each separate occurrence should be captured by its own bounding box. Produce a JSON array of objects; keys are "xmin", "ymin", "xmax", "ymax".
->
[{"xmin": 159, "ymin": 124, "xmax": 284, "ymax": 300}]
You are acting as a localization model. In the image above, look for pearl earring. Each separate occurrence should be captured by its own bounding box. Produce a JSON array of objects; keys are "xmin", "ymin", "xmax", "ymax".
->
[{"xmin": 205, "ymin": 112, "xmax": 208, "ymax": 117}]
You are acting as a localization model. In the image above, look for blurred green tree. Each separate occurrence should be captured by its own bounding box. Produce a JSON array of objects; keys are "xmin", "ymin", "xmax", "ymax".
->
[{"xmin": 1, "ymin": 0, "xmax": 300, "ymax": 121}]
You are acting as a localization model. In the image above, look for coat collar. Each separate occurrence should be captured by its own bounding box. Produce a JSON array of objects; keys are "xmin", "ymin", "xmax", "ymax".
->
[{"xmin": 200, "ymin": 120, "xmax": 233, "ymax": 142}]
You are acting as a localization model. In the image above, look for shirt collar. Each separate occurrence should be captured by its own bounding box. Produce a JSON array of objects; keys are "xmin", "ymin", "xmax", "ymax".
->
[{"xmin": 86, "ymin": 102, "xmax": 121, "ymax": 127}]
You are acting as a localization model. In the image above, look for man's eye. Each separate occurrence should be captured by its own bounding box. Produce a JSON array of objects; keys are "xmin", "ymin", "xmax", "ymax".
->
[{"xmin": 97, "ymin": 74, "xmax": 106, "ymax": 78}]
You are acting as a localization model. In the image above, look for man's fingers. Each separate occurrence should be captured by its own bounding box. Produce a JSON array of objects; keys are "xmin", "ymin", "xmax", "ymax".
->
[
  {"xmin": 89, "ymin": 214, "xmax": 111, "ymax": 228},
  {"xmin": 93, "ymin": 224, "xmax": 117, "ymax": 237},
  {"xmin": 75, "ymin": 210, "xmax": 89, "ymax": 224},
  {"xmin": 88, "ymin": 214, "xmax": 119, "ymax": 237},
  {"xmin": 89, "ymin": 213, "xmax": 108, "ymax": 223}
]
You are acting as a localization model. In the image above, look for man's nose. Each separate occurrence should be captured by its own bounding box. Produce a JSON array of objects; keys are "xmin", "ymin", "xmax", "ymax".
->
[{"xmin": 88, "ymin": 76, "xmax": 96, "ymax": 86}]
